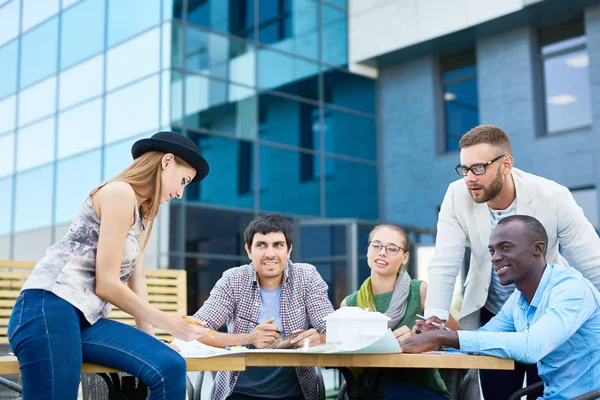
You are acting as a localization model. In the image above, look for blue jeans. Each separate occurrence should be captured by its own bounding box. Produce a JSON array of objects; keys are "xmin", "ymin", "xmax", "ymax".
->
[{"xmin": 8, "ymin": 289, "xmax": 186, "ymax": 400}]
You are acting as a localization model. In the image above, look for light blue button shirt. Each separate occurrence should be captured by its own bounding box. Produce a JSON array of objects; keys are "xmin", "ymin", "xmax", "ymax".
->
[{"xmin": 458, "ymin": 264, "xmax": 600, "ymax": 400}]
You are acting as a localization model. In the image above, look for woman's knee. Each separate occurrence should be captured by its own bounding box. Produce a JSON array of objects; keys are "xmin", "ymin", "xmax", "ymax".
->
[{"xmin": 145, "ymin": 347, "xmax": 186, "ymax": 392}]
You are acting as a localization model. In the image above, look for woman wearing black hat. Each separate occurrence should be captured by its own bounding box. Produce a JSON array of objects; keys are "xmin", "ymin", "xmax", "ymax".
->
[{"xmin": 7, "ymin": 131, "xmax": 210, "ymax": 399}]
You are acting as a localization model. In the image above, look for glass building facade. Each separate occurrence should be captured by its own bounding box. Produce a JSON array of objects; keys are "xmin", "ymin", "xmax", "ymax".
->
[{"xmin": 0, "ymin": 0, "xmax": 378, "ymax": 312}]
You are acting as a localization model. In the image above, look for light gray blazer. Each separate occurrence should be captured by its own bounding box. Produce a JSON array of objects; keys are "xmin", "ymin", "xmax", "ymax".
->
[{"xmin": 424, "ymin": 168, "xmax": 600, "ymax": 328}]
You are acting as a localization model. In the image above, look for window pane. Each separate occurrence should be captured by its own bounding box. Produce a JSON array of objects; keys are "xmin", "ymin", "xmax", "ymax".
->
[
  {"xmin": 18, "ymin": 76, "xmax": 56, "ymax": 126},
  {"xmin": 103, "ymin": 134, "xmax": 144, "ymax": 180},
  {"xmin": 62, "ymin": 0, "xmax": 83, "ymax": 8},
  {"xmin": 15, "ymin": 164, "xmax": 54, "ymax": 232},
  {"xmin": 166, "ymin": 70, "xmax": 183, "ymax": 126},
  {"xmin": 543, "ymin": 47, "xmax": 592, "ymax": 133},
  {"xmin": 257, "ymin": 48, "xmax": 319, "ymax": 100},
  {"xmin": 187, "ymin": 0, "xmax": 255, "ymax": 37},
  {"xmin": 20, "ymin": 17, "xmax": 58, "ymax": 89},
  {"xmin": 22, "ymin": 0, "xmax": 59, "ymax": 32},
  {"xmin": 325, "ymin": 158, "xmax": 377, "ymax": 220},
  {"xmin": 324, "ymin": 0, "xmax": 346, "ymax": 8},
  {"xmin": 107, "ymin": 27, "xmax": 160, "ymax": 91},
  {"xmin": 105, "ymin": 75, "xmax": 160, "ymax": 144},
  {"xmin": 323, "ymin": 67, "xmax": 376, "ymax": 114},
  {"xmin": 59, "ymin": 54, "xmax": 104, "ymax": 109},
  {"xmin": 0, "ymin": 39, "xmax": 18, "ymax": 98},
  {"xmin": 184, "ymin": 74, "xmax": 256, "ymax": 139},
  {"xmin": 321, "ymin": 3, "xmax": 347, "ymax": 66},
  {"xmin": 259, "ymin": 145, "xmax": 320, "ymax": 216},
  {"xmin": 324, "ymin": 108, "xmax": 376, "ymax": 161},
  {"xmin": 258, "ymin": 93, "xmax": 316, "ymax": 148},
  {"xmin": 444, "ymin": 76, "xmax": 479, "ymax": 151},
  {"xmin": 299, "ymin": 225, "xmax": 347, "ymax": 258},
  {"xmin": 17, "ymin": 117, "xmax": 55, "ymax": 172},
  {"xmin": 0, "ymin": 133, "xmax": 15, "ymax": 177},
  {"xmin": 185, "ymin": 132, "xmax": 255, "ymax": 209},
  {"xmin": 56, "ymin": 150, "xmax": 102, "ymax": 224},
  {"xmin": 0, "ymin": 176, "xmax": 12, "ymax": 235},
  {"xmin": 0, "ymin": 0, "xmax": 19, "ymax": 46},
  {"xmin": 108, "ymin": 0, "xmax": 160, "ymax": 47},
  {"xmin": 58, "ymin": 99, "xmax": 103, "ymax": 158},
  {"xmin": 61, "ymin": 0, "xmax": 105, "ymax": 69},
  {"xmin": 183, "ymin": 23, "xmax": 256, "ymax": 87},
  {"xmin": 0, "ymin": 95, "xmax": 16, "ymax": 134}
]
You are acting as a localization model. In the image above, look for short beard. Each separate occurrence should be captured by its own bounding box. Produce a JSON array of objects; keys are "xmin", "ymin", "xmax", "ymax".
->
[{"xmin": 471, "ymin": 167, "xmax": 504, "ymax": 204}]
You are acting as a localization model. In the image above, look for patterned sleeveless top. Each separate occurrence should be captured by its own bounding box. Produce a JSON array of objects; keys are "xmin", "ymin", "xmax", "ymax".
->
[{"xmin": 22, "ymin": 183, "xmax": 145, "ymax": 324}]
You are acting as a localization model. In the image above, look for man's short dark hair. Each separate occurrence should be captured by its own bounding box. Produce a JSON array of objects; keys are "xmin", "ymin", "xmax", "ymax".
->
[
  {"xmin": 497, "ymin": 215, "xmax": 549, "ymax": 255},
  {"xmin": 459, "ymin": 125, "xmax": 512, "ymax": 155},
  {"xmin": 244, "ymin": 213, "xmax": 294, "ymax": 249}
]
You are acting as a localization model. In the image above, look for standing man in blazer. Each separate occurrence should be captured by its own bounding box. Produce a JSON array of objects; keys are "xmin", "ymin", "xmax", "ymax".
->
[{"xmin": 423, "ymin": 124, "xmax": 600, "ymax": 400}]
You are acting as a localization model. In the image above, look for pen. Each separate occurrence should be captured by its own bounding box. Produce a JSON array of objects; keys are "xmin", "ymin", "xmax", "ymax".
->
[
  {"xmin": 182, "ymin": 316, "xmax": 216, "ymax": 339},
  {"xmin": 415, "ymin": 314, "xmax": 451, "ymax": 331},
  {"xmin": 237, "ymin": 315, "xmax": 281, "ymax": 333}
]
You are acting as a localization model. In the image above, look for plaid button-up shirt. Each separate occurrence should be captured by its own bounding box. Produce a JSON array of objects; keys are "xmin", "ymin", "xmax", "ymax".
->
[{"xmin": 193, "ymin": 260, "xmax": 334, "ymax": 400}]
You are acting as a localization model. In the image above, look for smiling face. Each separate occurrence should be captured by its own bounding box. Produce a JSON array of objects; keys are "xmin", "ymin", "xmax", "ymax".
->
[
  {"xmin": 488, "ymin": 220, "xmax": 545, "ymax": 286},
  {"xmin": 245, "ymin": 231, "xmax": 292, "ymax": 285},
  {"xmin": 367, "ymin": 226, "xmax": 410, "ymax": 278},
  {"xmin": 459, "ymin": 143, "xmax": 509, "ymax": 204},
  {"xmin": 160, "ymin": 154, "xmax": 196, "ymax": 204}
]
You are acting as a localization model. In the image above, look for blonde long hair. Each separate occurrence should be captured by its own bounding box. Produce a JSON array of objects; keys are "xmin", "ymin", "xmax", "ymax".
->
[{"xmin": 112, "ymin": 151, "xmax": 193, "ymax": 253}]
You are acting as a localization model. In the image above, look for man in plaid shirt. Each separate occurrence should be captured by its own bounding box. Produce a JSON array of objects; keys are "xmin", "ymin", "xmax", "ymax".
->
[{"xmin": 193, "ymin": 213, "xmax": 335, "ymax": 400}]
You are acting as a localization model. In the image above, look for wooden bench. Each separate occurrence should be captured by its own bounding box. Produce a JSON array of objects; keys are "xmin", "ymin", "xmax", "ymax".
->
[{"xmin": 0, "ymin": 260, "xmax": 188, "ymax": 345}]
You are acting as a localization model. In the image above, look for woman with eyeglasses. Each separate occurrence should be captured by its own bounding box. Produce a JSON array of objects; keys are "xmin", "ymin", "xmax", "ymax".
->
[{"xmin": 340, "ymin": 223, "xmax": 460, "ymax": 399}]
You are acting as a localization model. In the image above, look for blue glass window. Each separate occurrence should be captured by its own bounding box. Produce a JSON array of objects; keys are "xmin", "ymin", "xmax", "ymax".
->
[
  {"xmin": 185, "ymin": 131, "xmax": 255, "ymax": 210},
  {"xmin": 321, "ymin": 3, "xmax": 347, "ymax": 66},
  {"xmin": 441, "ymin": 48, "xmax": 479, "ymax": 152},
  {"xmin": 323, "ymin": 67, "xmax": 376, "ymax": 114},
  {"xmin": 0, "ymin": 39, "xmax": 19, "ymax": 98},
  {"xmin": 0, "ymin": 95, "xmax": 16, "ymax": 134},
  {"xmin": 259, "ymin": 144, "xmax": 320, "ymax": 216},
  {"xmin": 0, "ymin": 176, "xmax": 13, "ymax": 235},
  {"xmin": 17, "ymin": 117, "xmax": 55, "ymax": 172},
  {"xmin": 540, "ymin": 18, "xmax": 591, "ymax": 134},
  {"xmin": 257, "ymin": 0, "xmax": 292, "ymax": 45},
  {"xmin": 61, "ymin": 0, "xmax": 105, "ymax": 69},
  {"xmin": 15, "ymin": 164, "xmax": 54, "ymax": 232},
  {"xmin": 20, "ymin": 17, "xmax": 59, "ymax": 89},
  {"xmin": 0, "ymin": 0, "xmax": 20, "ymax": 47},
  {"xmin": 103, "ymin": 134, "xmax": 145, "ymax": 180},
  {"xmin": 325, "ymin": 158, "xmax": 377, "ymax": 220},
  {"xmin": 0, "ymin": 132, "xmax": 14, "ymax": 177},
  {"xmin": 258, "ymin": 93, "xmax": 315, "ymax": 148},
  {"xmin": 257, "ymin": 48, "xmax": 319, "ymax": 100},
  {"xmin": 58, "ymin": 98, "xmax": 103, "ymax": 158},
  {"xmin": 18, "ymin": 76, "xmax": 56, "ymax": 127},
  {"xmin": 56, "ymin": 150, "xmax": 102, "ymax": 224},
  {"xmin": 59, "ymin": 54, "xmax": 104, "ymax": 110},
  {"xmin": 323, "ymin": 107, "xmax": 376, "ymax": 161},
  {"xmin": 22, "ymin": 0, "xmax": 59, "ymax": 32},
  {"xmin": 108, "ymin": 0, "xmax": 160, "ymax": 47}
]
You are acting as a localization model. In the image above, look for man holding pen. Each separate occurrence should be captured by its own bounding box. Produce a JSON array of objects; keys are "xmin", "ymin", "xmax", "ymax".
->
[{"xmin": 192, "ymin": 213, "xmax": 334, "ymax": 400}]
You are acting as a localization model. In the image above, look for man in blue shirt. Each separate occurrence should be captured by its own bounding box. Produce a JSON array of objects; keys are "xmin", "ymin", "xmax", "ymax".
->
[{"xmin": 404, "ymin": 215, "xmax": 600, "ymax": 399}]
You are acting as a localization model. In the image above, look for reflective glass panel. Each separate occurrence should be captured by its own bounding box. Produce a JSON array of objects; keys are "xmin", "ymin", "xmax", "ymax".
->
[
  {"xmin": 187, "ymin": 0, "xmax": 254, "ymax": 37},
  {"xmin": 185, "ymin": 132, "xmax": 255, "ymax": 209},
  {"xmin": 258, "ymin": 93, "xmax": 316, "ymax": 148},
  {"xmin": 17, "ymin": 117, "xmax": 55, "ymax": 172},
  {"xmin": 183, "ymin": 23, "xmax": 255, "ymax": 87},
  {"xmin": 15, "ymin": 164, "xmax": 54, "ymax": 232},
  {"xmin": 0, "ymin": 95, "xmax": 16, "ymax": 134},
  {"xmin": 299, "ymin": 225, "xmax": 347, "ymax": 259},
  {"xmin": 441, "ymin": 49, "xmax": 478, "ymax": 152},
  {"xmin": 257, "ymin": 48, "xmax": 319, "ymax": 100},
  {"xmin": 105, "ymin": 75, "xmax": 160, "ymax": 144},
  {"xmin": 108, "ymin": 0, "xmax": 160, "ymax": 46},
  {"xmin": 62, "ymin": 0, "xmax": 83, "ymax": 8},
  {"xmin": 324, "ymin": 0, "xmax": 346, "ymax": 8},
  {"xmin": 0, "ymin": 39, "xmax": 18, "ymax": 98},
  {"xmin": 323, "ymin": 67, "xmax": 376, "ymax": 114},
  {"xmin": 58, "ymin": 98, "xmax": 103, "ymax": 158},
  {"xmin": 55, "ymin": 150, "xmax": 102, "ymax": 224},
  {"xmin": 0, "ymin": 132, "xmax": 14, "ymax": 177},
  {"xmin": 0, "ymin": 0, "xmax": 19, "ymax": 46},
  {"xmin": 107, "ymin": 27, "xmax": 160, "ymax": 91},
  {"xmin": 22, "ymin": 0, "xmax": 59, "ymax": 32},
  {"xmin": 20, "ymin": 17, "xmax": 58, "ymax": 89},
  {"xmin": 166, "ymin": 70, "xmax": 183, "ymax": 126},
  {"xmin": 312, "ymin": 260, "xmax": 346, "ymax": 306},
  {"xmin": 60, "ymin": 0, "xmax": 105, "ymax": 69},
  {"xmin": 103, "ymin": 133, "xmax": 145, "ymax": 180},
  {"xmin": 18, "ymin": 76, "xmax": 56, "ymax": 126},
  {"xmin": 0, "ymin": 176, "xmax": 12, "ymax": 235},
  {"xmin": 59, "ymin": 54, "xmax": 104, "ymax": 109},
  {"xmin": 321, "ymin": 3, "xmax": 347, "ymax": 66},
  {"xmin": 259, "ymin": 144, "xmax": 320, "ymax": 216},
  {"xmin": 325, "ymin": 158, "xmax": 377, "ymax": 220},
  {"xmin": 184, "ymin": 74, "xmax": 256, "ymax": 139},
  {"xmin": 323, "ymin": 107, "xmax": 376, "ymax": 161}
]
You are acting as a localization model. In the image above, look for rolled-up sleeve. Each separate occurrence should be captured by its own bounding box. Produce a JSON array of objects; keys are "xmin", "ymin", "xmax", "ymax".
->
[{"xmin": 305, "ymin": 266, "xmax": 334, "ymax": 333}]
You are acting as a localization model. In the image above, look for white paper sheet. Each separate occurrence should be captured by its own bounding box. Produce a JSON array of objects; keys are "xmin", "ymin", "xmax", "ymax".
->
[{"xmin": 298, "ymin": 329, "xmax": 402, "ymax": 354}]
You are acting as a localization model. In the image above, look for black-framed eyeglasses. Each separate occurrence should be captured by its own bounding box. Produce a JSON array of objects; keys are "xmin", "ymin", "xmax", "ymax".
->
[
  {"xmin": 368, "ymin": 241, "xmax": 407, "ymax": 255},
  {"xmin": 455, "ymin": 154, "xmax": 507, "ymax": 176}
]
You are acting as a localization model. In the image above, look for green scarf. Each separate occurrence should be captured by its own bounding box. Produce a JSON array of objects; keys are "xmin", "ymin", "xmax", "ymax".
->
[{"xmin": 356, "ymin": 276, "xmax": 378, "ymax": 312}]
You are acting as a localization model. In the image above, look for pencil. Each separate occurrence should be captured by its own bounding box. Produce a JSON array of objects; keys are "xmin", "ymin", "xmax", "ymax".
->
[
  {"xmin": 415, "ymin": 314, "xmax": 451, "ymax": 331},
  {"xmin": 237, "ymin": 315, "xmax": 260, "ymax": 326},
  {"xmin": 182, "ymin": 316, "xmax": 216, "ymax": 339}
]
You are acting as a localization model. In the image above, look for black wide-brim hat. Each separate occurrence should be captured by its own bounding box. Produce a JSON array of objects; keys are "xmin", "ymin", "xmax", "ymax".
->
[{"xmin": 131, "ymin": 131, "xmax": 209, "ymax": 183}]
